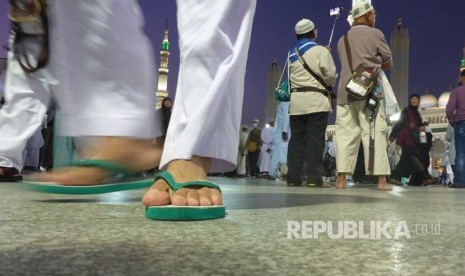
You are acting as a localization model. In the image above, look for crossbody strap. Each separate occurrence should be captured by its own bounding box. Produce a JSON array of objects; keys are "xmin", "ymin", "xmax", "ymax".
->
[
  {"xmin": 344, "ymin": 34, "xmax": 380, "ymax": 75},
  {"xmin": 343, "ymin": 34, "xmax": 354, "ymax": 73},
  {"xmin": 276, "ymin": 57, "xmax": 288, "ymax": 89},
  {"xmin": 294, "ymin": 48, "xmax": 332, "ymax": 92}
]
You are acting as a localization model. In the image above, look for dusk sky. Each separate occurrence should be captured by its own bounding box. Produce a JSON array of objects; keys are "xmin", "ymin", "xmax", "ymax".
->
[{"xmin": 1, "ymin": 1, "xmax": 464, "ymax": 125}]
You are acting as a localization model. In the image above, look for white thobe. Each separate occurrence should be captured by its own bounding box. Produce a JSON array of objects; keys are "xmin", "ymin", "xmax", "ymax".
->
[
  {"xmin": 270, "ymin": 102, "xmax": 290, "ymax": 177},
  {"xmin": 259, "ymin": 126, "xmax": 274, "ymax": 173},
  {"xmin": 236, "ymin": 131, "xmax": 249, "ymax": 175},
  {"xmin": 323, "ymin": 141, "xmax": 336, "ymax": 158}
]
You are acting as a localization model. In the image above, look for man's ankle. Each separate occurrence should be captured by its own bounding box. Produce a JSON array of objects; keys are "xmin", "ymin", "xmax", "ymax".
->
[{"xmin": 378, "ymin": 175, "xmax": 388, "ymax": 185}]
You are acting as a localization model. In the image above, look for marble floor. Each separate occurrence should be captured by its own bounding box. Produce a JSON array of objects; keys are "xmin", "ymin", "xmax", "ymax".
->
[{"xmin": 0, "ymin": 177, "xmax": 464, "ymax": 275}]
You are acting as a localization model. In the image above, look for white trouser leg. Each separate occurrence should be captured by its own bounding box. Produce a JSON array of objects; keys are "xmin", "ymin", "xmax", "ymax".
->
[{"xmin": 160, "ymin": 0, "xmax": 257, "ymax": 172}]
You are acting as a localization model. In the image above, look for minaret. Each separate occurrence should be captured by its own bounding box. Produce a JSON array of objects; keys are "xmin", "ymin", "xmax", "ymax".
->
[
  {"xmin": 155, "ymin": 24, "xmax": 170, "ymax": 109},
  {"xmin": 265, "ymin": 57, "xmax": 281, "ymax": 122},
  {"xmin": 390, "ymin": 18, "xmax": 409, "ymax": 109}
]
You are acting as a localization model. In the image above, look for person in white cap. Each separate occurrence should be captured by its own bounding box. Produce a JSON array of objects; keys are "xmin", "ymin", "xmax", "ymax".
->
[
  {"xmin": 244, "ymin": 119, "xmax": 262, "ymax": 177},
  {"xmin": 259, "ymin": 118, "xmax": 274, "ymax": 178},
  {"xmin": 335, "ymin": 1, "xmax": 393, "ymax": 190},
  {"xmin": 286, "ymin": 18, "xmax": 337, "ymax": 187}
]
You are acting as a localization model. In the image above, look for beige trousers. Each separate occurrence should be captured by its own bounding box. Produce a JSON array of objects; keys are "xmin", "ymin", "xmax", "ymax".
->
[{"xmin": 335, "ymin": 99, "xmax": 390, "ymax": 176}]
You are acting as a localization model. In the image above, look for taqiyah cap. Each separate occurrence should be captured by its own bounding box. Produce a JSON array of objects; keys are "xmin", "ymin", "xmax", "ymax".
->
[
  {"xmin": 351, "ymin": 2, "xmax": 374, "ymax": 19},
  {"xmin": 295, "ymin": 19, "xmax": 315, "ymax": 35}
]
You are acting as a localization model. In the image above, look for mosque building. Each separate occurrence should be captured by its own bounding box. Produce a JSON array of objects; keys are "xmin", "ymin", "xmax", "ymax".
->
[{"xmin": 155, "ymin": 25, "xmax": 170, "ymax": 109}]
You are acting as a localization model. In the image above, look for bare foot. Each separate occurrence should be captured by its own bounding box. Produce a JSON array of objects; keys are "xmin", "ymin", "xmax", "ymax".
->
[
  {"xmin": 34, "ymin": 137, "xmax": 163, "ymax": 185},
  {"xmin": 377, "ymin": 176, "xmax": 392, "ymax": 191},
  {"xmin": 336, "ymin": 173, "xmax": 347, "ymax": 189},
  {"xmin": 142, "ymin": 156, "xmax": 223, "ymax": 207}
]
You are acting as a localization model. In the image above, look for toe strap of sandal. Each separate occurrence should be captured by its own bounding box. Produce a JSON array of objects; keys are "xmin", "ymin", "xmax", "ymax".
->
[
  {"xmin": 72, "ymin": 159, "xmax": 131, "ymax": 174},
  {"xmin": 154, "ymin": 171, "xmax": 222, "ymax": 193}
]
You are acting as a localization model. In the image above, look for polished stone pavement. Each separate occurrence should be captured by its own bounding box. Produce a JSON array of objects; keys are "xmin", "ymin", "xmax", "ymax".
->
[{"xmin": 1, "ymin": 177, "xmax": 464, "ymax": 275}]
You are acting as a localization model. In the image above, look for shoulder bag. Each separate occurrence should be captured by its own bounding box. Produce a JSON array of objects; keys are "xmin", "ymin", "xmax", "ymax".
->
[
  {"xmin": 275, "ymin": 57, "xmax": 290, "ymax": 102},
  {"xmin": 343, "ymin": 34, "xmax": 378, "ymax": 99}
]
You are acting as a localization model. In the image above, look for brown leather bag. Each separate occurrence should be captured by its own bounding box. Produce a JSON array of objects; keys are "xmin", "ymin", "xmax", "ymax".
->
[{"xmin": 247, "ymin": 141, "xmax": 258, "ymax": 153}]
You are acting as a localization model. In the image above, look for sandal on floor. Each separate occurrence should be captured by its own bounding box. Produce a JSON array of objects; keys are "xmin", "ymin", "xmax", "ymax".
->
[
  {"xmin": 145, "ymin": 171, "xmax": 225, "ymax": 221},
  {"xmin": 19, "ymin": 159, "xmax": 153, "ymax": 194},
  {"xmin": 0, "ymin": 167, "xmax": 23, "ymax": 182}
]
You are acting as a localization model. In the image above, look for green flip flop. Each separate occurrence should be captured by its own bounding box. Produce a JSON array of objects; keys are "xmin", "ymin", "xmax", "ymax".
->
[
  {"xmin": 145, "ymin": 171, "xmax": 225, "ymax": 221},
  {"xmin": 20, "ymin": 159, "xmax": 154, "ymax": 194}
]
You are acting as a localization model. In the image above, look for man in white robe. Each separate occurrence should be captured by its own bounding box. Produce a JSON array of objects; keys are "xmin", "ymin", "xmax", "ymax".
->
[
  {"xmin": 270, "ymin": 102, "xmax": 290, "ymax": 179},
  {"xmin": 1, "ymin": 1, "xmax": 164, "ymax": 182},
  {"xmin": 259, "ymin": 118, "xmax": 274, "ymax": 178},
  {"xmin": 1, "ymin": 0, "xmax": 258, "ymax": 208}
]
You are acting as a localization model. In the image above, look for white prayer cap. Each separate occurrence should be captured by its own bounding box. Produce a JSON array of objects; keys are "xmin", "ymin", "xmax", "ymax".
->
[
  {"xmin": 351, "ymin": 1, "xmax": 374, "ymax": 19},
  {"xmin": 295, "ymin": 19, "xmax": 315, "ymax": 35}
]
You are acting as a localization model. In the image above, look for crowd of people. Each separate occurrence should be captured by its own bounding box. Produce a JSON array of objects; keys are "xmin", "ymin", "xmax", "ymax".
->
[{"xmin": 231, "ymin": 1, "xmax": 464, "ymax": 191}]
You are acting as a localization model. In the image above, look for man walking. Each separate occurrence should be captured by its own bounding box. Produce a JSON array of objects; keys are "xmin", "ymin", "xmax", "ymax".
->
[
  {"xmin": 259, "ymin": 118, "xmax": 274, "ymax": 178},
  {"xmin": 245, "ymin": 119, "xmax": 261, "ymax": 178}
]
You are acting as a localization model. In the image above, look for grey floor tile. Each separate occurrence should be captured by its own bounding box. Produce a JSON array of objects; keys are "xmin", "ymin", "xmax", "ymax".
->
[{"xmin": 0, "ymin": 178, "xmax": 464, "ymax": 275}]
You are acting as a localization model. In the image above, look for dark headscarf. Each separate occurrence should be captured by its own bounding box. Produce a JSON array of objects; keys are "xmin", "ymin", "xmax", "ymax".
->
[{"xmin": 407, "ymin": 93, "xmax": 422, "ymax": 126}]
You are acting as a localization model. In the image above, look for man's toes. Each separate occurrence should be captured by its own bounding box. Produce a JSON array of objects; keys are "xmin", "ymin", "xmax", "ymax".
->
[
  {"xmin": 210, "ymin": 189, "xmax": 223, "ymax": 205},
  {"xmin": 197, "ymin": 187, "xmax": 213, "ymax": 206},
  {"xmin": 186, "ymin": 189, "xmax": 200, "ymax": 206},
  {"xmin": 171, "ymin": 188, "xmax": 189, "ymax": 206},
  {"xmin": 142, "ymin": 181, "xmax": 171, "ymax": 206}
]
